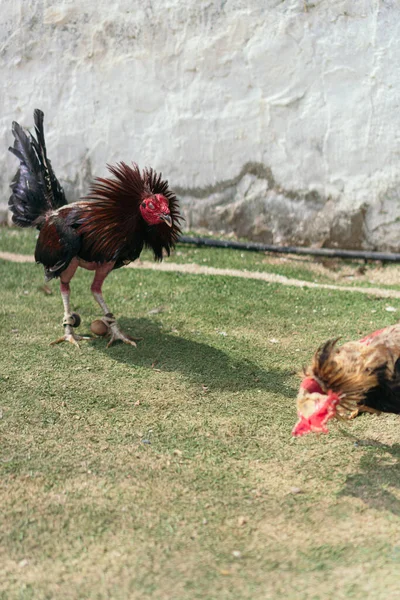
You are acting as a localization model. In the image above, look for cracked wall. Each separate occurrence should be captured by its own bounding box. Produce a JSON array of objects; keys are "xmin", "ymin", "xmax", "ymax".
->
[{"xmin": 1, "ymin": 0, "xmax": 400, "ymax": 249}]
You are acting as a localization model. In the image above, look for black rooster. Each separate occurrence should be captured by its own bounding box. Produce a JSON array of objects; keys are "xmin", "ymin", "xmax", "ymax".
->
[{"xmin": 8, "ymin": 109, "xmax": 181, "ymax": 347}]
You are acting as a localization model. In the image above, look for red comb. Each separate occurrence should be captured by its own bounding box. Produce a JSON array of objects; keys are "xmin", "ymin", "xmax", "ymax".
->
[{"xmin": 300, "ymin": 377, "xmax": 324, "ymax": 394}]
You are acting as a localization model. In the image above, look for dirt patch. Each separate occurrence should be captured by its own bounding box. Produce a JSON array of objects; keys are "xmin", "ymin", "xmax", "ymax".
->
[{"xmin": 261, "ymin": 253, "xmax": 400, "ymax": 286}]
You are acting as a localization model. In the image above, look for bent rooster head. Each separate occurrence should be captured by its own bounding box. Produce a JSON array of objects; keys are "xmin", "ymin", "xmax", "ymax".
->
[
  {"xmin": 292, "ymin": 376, "xmax": 341, "ymax": 437},
  {"xmin": 292, "ymin": 337, "xmax": 384, "ymax": 437}
]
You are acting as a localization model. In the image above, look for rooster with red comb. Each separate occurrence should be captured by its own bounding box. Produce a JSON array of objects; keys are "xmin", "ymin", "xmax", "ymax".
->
[
  {"xmin": 293, "ymin": 325, "xmax": 400, "ymax": 437},
  {"xmin": 8, "ymin": 109, "xmax": 181, "ymax": 347}
]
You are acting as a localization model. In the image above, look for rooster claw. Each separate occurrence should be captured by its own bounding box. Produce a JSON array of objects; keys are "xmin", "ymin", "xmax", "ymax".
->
[
  {"xmin": 106, "ymin": 323, "xmax": 143, "ymax": 348},
  {"xmin": 50, "ymin": 332, "xmax": 93, "ymax": 348}
]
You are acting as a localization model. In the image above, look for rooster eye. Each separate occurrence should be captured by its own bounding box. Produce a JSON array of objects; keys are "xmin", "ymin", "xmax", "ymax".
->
[
  {"xmin": 148, "ymin": 202, "xmax": 155, "ymax": 210},
  {"xmin": 141, "ymin": 201, "xmax": 146, "ymax": 208}
]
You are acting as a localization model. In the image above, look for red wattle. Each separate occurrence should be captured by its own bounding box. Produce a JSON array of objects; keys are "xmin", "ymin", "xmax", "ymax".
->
[{"xmin": 292, "ymin": 391, "xmax": 340, "ymax": 437}]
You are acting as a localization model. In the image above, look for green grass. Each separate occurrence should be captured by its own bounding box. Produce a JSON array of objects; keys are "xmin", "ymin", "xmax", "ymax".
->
[{"xmin": 2, "ymin": 229, "xmax": 400, "ymax": 599}]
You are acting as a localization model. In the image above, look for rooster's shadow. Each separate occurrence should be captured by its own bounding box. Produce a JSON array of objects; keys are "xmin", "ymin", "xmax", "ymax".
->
[
  {"xmin": 340, "ymin": 440, "xmax": 400, "ymax": 516},
  {"xmin": 93, "ymin": 316, "xmax": 296, "ymax": 397}
]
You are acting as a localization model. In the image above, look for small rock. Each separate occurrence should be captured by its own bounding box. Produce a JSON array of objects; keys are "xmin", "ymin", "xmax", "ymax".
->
[
  {"xmin": 18, "ymin": 559, "xmax": 29, "ymax": 568},
  {"xmin": 237, "ymin": 516, "xmax": 247, "ymax": 527},
  {"xmin": 290, "ymin": 487, "xmax": 302, "ymax": 494},
  {"xmin": 218, "ymin": 331, "xmax": 227, "ymax": 336},
  {"xmin": 142, "ymin": 439, "xmax": 151, "ymax": 444},
  {"xmin": 232, "ymin": 550, "xmax": 242, "ymax": 559},
  {"xmin": 269, "ymin": 338, "xmax": 279, "ymax": 344},
  {"xmin": 173, "ymin": 449, "xmax": 182, "ymax": 456},
  {"xmin": 148, "ymin": 306, "xmax": 165, "ymax": 315},
  {"xmin": 386, "ymin": 306, "xmax": 397, "ymax": 312}
]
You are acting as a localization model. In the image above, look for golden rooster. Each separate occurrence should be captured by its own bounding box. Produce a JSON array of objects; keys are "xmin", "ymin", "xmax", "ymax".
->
[{"xmin": 293, "ymin": 325, "xmax": 400, "ymax": 437}]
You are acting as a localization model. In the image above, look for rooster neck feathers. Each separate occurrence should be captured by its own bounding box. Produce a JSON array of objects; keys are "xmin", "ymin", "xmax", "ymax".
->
[
  {"xmin": 76, "ymin": 162, "xmax": 182, "ymax": 263},
  {"xmin": 309, "ymin": 339, "xmax": 384, "ymax": 405},
  {"xmin": 308, "ymin": 335, "xmax": 400, "ymax": 414}
]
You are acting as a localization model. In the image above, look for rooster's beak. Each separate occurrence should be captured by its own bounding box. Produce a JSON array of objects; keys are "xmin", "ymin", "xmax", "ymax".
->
[{"xmin": 160, "ymin": 214, "xmax": 172, "ymax": 227}]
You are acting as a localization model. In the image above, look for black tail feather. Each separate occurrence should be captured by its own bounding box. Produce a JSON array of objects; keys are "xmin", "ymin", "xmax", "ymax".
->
[
  {"xmin": 33, "ymin": 109, "xmax": 46, "ymax": 153},
  {"xmin": 32, "ymin": 109, "xmax": 66, "ymax": 209},
  {"xmin": 8, "ymin": 110, "xmax": 66, "ymax": 228}
]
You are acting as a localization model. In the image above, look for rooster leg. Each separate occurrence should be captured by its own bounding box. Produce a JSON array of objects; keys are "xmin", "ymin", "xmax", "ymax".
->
[
  {"xmin": 50, "ymin": 259, "xmax": 91, "ymax": 347},
  {"xmin": 91, "ymin": 264, "xmax": 142, "ymax": 348}
]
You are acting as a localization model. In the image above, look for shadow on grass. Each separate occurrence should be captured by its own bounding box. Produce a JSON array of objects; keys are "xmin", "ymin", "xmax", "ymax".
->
[
  {"xmin": 94, "ymin": 317, "xmax": 296, "ymax": 397},
  {"xmin": 340, "ymin": 442, "xmax": 400, "ymax": 516}
]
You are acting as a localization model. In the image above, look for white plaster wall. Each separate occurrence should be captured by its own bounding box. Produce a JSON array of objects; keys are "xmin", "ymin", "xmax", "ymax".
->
[{"xmin": 1, "ymin": 0, "xmax": 400, "ymax": 249}]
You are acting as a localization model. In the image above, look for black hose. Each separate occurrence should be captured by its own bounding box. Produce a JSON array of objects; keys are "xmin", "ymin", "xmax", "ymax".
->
[{"xmin": 178, "ymin": 235, "xmax": 400, "ymax": 262}]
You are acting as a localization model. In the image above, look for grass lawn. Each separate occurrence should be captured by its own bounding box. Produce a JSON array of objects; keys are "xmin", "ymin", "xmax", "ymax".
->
[{"xmin": 1, "ymin": 228, "xmax": 400, "ymax": 599}]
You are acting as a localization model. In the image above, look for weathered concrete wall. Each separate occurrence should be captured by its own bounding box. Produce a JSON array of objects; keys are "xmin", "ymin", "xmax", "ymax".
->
[{"xmin": 1, "ymin": 1, "xmax": 400, "ymax": 250}]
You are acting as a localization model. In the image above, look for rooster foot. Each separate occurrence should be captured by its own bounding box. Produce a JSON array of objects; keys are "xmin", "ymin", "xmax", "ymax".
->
[
  {"xmin": 50, "ymin": 315, "xmax": 93, "ymax": 348},
  {"xmin": 103, "ymin": 316, "xmax": 142, "ymax": 348},
  {"xmin": 50, "ymin": 331, "xmax": 92, "ymax": 349}
]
